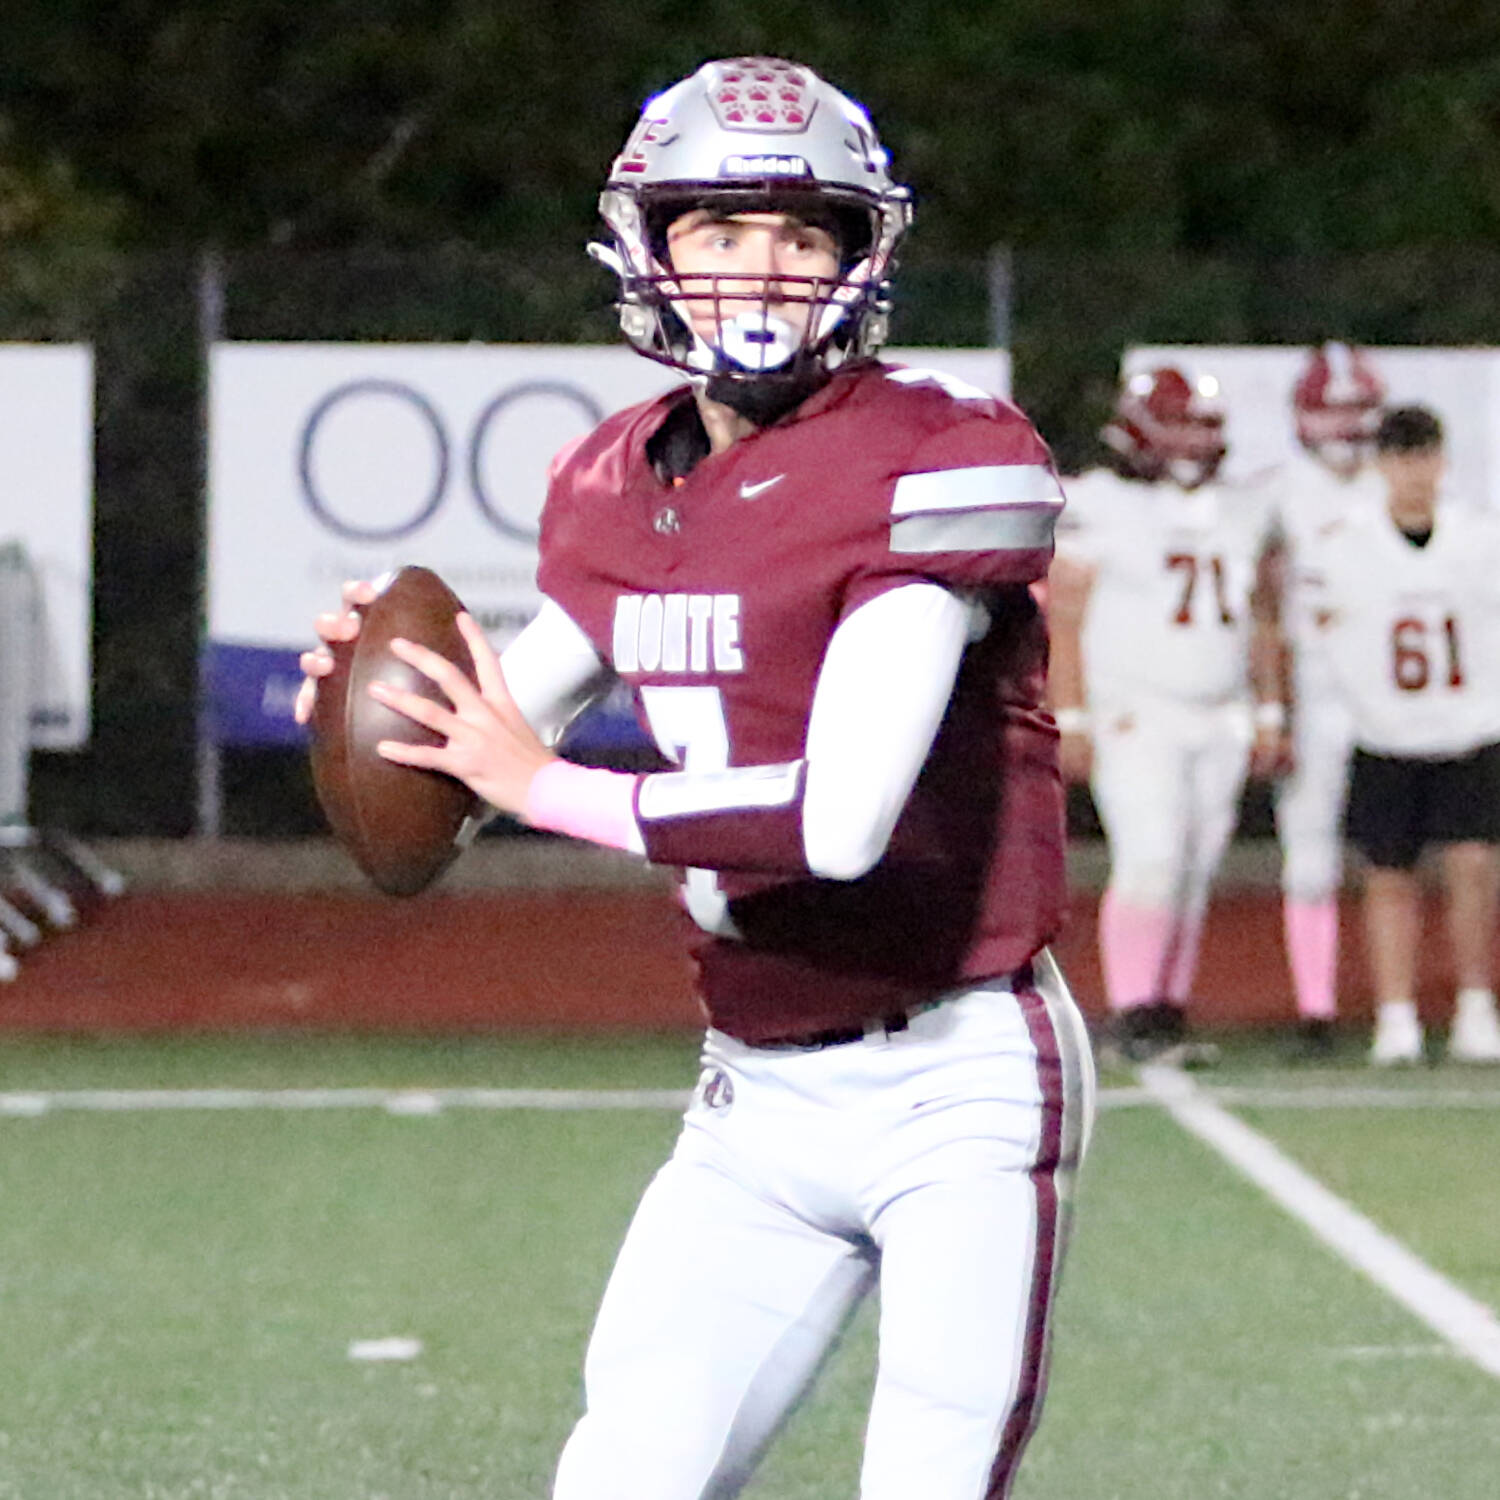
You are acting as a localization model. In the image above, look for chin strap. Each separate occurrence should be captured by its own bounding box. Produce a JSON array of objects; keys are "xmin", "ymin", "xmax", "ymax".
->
[{"xmin": 705, "ymin": 370, "xmax": 828, "ymax": 425}]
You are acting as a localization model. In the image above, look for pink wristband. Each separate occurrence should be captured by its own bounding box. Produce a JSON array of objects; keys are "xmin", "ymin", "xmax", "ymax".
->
[{"xmin": 524, "ymin": 760, "xmax": 641, "ymax": 852}]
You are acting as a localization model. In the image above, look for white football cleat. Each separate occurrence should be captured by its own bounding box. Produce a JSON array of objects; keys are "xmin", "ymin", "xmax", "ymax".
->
[
  {"xmin": 1448, "ymin": 989, "xmax": 1500, "ymax": 1064},
  {"xmin": 1369, "ymin": 999, "xmax": 1424, "ymax": 1066}
]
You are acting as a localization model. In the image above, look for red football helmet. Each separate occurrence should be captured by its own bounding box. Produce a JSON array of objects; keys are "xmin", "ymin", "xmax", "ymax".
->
[
  {"xmin": 1102, "ymin": 366, "xmax": 1227, "ymax": 488},
  {"xmin": 1293, "ymin": 342, "xmax": 1384, "ymax": 476}
]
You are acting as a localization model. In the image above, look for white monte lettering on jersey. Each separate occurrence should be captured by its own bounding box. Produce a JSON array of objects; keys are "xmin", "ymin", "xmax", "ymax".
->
[
  {"xmin": 739, "ymin": 475, "xmax": 785, "ymax": 500},
  {"xmin": 613, "ymin": 593, "xmax": 745, "ymax": 674},
  {"xmin": 720, "ymin": 154, "xmax": 812, "ymax": 177}
]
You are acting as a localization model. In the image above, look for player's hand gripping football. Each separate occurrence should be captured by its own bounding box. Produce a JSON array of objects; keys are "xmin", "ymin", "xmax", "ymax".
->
[
  {"xmin": 366, "ymin": 615, "xmax": 555, "ymax": 817},
  {"xmin": 293, "ymin": 580, "xmax": 554, "ymax": 819},
  {"xmin": 294, "ymin": 578, "xmax": 377, "ymax": 724}
]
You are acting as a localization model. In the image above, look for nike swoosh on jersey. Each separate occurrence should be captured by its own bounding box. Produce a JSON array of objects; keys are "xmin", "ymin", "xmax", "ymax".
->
[{"xmin": 739, "ymin": 475, "xmax": 786, "ymax": 499}]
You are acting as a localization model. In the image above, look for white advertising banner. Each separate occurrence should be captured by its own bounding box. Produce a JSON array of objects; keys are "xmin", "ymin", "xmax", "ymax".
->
[
  {"xmin": 1126, "ymin": 344, "xmax": 1499, "ymax": 504},
  {"xmin": 206, "ymin": 342, "xmax": 1011, "ymax": 745},
  {"xmin": 0, "ymin": 345, "xmax": 93, "ymax": 749}
]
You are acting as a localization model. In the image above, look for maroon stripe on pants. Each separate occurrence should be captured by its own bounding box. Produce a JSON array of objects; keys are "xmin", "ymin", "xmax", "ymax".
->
[{"xmin": 985, "ymin": 967, "xmax": 1067, "ymax": 1499}]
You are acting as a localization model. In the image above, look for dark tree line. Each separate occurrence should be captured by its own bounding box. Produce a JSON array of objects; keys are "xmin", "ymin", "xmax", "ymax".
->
[{"xmin": 5, "ymin": 1, "xmax": 1500, "ymax": 264}]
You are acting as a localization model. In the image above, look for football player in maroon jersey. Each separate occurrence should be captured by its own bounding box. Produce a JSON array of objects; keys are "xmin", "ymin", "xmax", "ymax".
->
[{"xmin": 299, "ymin": 57, "xmax": 1094, "ymax": 1500}]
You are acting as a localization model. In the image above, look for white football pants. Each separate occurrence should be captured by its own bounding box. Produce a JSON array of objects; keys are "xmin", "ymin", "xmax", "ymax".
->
[
  {"xmin": 1090, "ymin": 696, "xmax": 1252, "ymax": 997},
  {"xmin": 552, "ymin": 956, "xmax": 1095, "ymax": 1500},
  {"xmin": 1275, "ymin": 651, "xmax": 1354, "ymax": 903}
]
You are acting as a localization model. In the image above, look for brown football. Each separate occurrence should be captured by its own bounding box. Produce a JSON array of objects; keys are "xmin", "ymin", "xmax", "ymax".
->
[{"xmin": 309, "ymin": 566, "xmax": 484, "ymax": 896}]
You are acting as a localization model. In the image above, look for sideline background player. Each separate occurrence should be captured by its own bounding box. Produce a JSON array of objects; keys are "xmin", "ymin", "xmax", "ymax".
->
[
  {"xmin": 300, "ymin": 56, "xmax": 1095, "ymax": 1500},
  {"xmin": 1049, "ymin": 367, "xmax": 1286, "ymax": 1059},
  {"xmin": 1271, "ymin": 342, "xmax": 1386, "ymax": 1054},
  {"xmin": 1304, "ymin": 404, "xmax": 1500, "ymax": 1066}
]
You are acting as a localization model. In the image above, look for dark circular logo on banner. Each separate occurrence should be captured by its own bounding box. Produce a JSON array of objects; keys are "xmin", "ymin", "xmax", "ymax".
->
[
  {"xmin": 296, "ymin": 376, "xmax": 607, "ymax": 543},
  {"xmin": 298, "ymin": 379, "xmax": 450, "ymax": 541},
  {"xmin": 468, "ymin": 381, "xmax": 606, "ymax": 542}
]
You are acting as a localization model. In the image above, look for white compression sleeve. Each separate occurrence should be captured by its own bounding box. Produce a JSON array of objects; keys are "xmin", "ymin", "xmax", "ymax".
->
[
  {"xmin": 499, "ymin": 597, "xmax": 612, "ymax": 745},
  {"xmin": 513, "ymin": 585, "xmax": 974, "ymax": 881},
  {"xmin": 801, "ymin": 583, "xmax": 973, "ymax": 880}
]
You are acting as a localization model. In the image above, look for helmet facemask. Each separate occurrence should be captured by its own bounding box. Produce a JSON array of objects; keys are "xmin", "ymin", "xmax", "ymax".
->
[
  {"xmin": 594, "ymin": 184, "xmax": 900, "ymax": 401},
  {"xmin": 590, "ymin": 59, "xmax": 910, "ymax": 407},
  {"xmin": 1297, "ymin": 406, "xmax": 1380, "ymax": 477}
]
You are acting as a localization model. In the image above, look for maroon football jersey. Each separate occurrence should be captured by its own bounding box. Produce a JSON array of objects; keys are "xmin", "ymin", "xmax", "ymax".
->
[{"xmin": 538, "ymin": 360, "xmax": 1067, "ymax": 1043}]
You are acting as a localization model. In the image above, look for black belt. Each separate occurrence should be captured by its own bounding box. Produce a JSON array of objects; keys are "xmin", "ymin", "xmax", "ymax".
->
[
  {"xmin": 754, "ymin": 1001, "xmax": 943, "ymax": 1051},
  {"xmin": 752, "ymin": 966, "xmax": 1036, "ymax": 1051}
]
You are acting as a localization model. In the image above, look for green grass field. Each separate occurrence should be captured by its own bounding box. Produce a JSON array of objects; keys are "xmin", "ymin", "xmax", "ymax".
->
[{"xmin": 1, "ymin": 1032, "xmax": 1497, "ymax": 1498}]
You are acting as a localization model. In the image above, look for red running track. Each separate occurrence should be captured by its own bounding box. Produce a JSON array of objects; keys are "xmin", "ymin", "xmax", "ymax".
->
[{"xmin": 0, "ymin": 886, "xmax": 1437, "ymax": 1034}]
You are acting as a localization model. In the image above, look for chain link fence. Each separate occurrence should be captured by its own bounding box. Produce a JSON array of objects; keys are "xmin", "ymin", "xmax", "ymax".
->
[{"xmin": 7, "ymin": 240, "xmax": 1500, "ymax": 836}]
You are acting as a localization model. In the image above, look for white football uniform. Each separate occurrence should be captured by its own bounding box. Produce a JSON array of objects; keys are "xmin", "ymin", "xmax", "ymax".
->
[
  {"xmin": 1303, "ymin": 499, "xmax": 1500, "ymax": 758},
  {"xmin": 1059, "ymin": 468, "xmax": 1277, "ymax": 710},
  {"xmin": 1056, "ymin": 468, "xmax": 1277, "ymax": 1006},
  {"xmin": 1271, "ymin": 458, "xmax": 1384, "ymax": 901}
]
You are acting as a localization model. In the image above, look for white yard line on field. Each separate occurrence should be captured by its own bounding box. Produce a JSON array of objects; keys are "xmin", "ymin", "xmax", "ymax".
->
[
  {"xmin": 1139, "ymin": 1063, "xmax": 1500, "ymax": 1380},
  {"xmin": 0, "ymin": 1081, "xmax": 1497, "ymax": 1118},
  {"xmin": 5, "ymin": 1072, "xmax": 1500, "ymax": 1377},
  {"xmin": 1105, "ymin": 1082, "xmax": 1500, "ymax": 1110},
  {"xmin": 1206, "ymin": 1083, "xmax": 1500, "ymax": 1109},
  {"xmin": 0, "ymin": 1087, "xmax": 695, "ymax": 1116}
]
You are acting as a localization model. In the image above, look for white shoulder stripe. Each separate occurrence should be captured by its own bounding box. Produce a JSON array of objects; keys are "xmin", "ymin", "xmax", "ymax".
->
[
  {"xmin": 891, "ymin": 505, "xmax": 1059, "ymax": 555},
  {"xmin": 638, "ymin": 761, "xmax": 804, "ymax": 822},
  {"xmin": 892, "ymin": 463, "xmax": 1062, "ymax": 517}
]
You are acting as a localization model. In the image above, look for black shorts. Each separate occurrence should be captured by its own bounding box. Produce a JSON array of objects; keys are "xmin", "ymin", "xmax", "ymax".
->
[{"xmin": 1346, "ymin": 741, "xmax": 1500, "ymax": 869}]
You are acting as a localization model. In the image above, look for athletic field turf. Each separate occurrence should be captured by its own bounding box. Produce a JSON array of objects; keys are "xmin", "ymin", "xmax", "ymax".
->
[{"xmin": 1, "ymin": 1031, "xmax": 1496, "ymax": 1498}]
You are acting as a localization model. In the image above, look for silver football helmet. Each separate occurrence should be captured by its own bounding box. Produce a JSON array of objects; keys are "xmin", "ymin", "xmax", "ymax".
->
[{"xmin": 591, "ymin": 58, "xmax": 912, "ymax": 388}]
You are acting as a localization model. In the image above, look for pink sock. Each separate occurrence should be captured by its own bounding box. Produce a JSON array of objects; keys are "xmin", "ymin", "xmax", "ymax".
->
[
  {"xmin": 1099, "ymin": 890, "xmax": 1174, "ymax": 1011},
  {"xmin": 1164, "ymin": 908, "xmax": 1206, "ymax": 1004},
  {"xmin": 1284, "ymin": 898, "xmax": 1338, "ymax": 1020}
]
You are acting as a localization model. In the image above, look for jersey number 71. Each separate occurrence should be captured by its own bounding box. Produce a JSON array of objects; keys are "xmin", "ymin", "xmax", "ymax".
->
[{"xmin": 1165, "ymin": 552, "xmax": 1234, "ymax": 626}]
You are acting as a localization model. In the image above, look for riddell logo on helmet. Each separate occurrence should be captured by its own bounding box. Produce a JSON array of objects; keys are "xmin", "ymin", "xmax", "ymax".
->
[{"xmin": 720, "ymin": 154, "xmax": 813, "ymax": 177}]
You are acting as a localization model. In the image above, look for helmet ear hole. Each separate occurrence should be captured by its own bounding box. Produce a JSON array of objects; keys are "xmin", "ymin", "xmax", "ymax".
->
[{"xmin": 829, "ymin": 203, "xmax": 875, "ymax": 270}]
